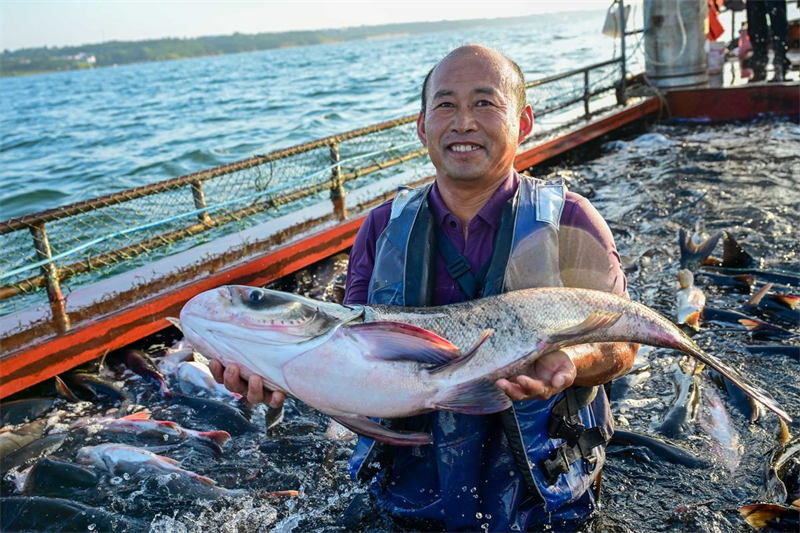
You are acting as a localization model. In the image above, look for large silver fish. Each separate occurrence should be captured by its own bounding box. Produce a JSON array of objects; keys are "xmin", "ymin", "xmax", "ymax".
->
[{"xmin": 179, "ymin": 286, "xmax": 791, "ymax": 445}]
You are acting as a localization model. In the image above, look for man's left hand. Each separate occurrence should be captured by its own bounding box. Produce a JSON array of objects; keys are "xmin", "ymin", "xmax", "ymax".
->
[{"xmin": 495, "ymin": 350, "xmax": 576, "ymax": 401}]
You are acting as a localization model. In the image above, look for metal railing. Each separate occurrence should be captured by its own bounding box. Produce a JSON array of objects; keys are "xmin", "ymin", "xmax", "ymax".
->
[{"xmin": 0, "ymin": 56, "xmax": 625, "ymax": 318}]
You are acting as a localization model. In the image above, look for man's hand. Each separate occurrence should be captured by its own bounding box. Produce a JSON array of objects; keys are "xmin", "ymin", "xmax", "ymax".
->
[
  {"xmin": 209, "ymin": 359, "xmax": 286, "ymax": 409},
  {"xmin": 495, "ymin": 350, "xmax": 576, "ymax": 401}
]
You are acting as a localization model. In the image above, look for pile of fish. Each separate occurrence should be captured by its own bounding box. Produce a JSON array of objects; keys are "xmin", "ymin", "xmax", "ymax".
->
[
  {"xmin": 0, "ymin": 254, "xmax": 355, "ymax": 532},
  {"xmin": 0, "ymin": 344, "xmax": 305, "ymax": 532}
]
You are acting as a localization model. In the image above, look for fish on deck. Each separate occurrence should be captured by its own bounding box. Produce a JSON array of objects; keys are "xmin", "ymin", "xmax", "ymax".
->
[
  {"xmin": 0, "ymin": 496, "xmax": 135, "ymax": 532},
  {"xmin": 676, "ymin": 269, "xmax": 706, "ymax": 331},
  {"xmin": 740, "ymin": 421, "xmax": 800, "ymax": 531},
  {"xmin": 657, "ymin": 357, "xmax": 703, "ymax": 440},
  {"xmin": 180, "ymin": 285, "xmax": 791, "ymax": 446},
  {"xmin": 699, "ymin": 378, "xmax": 743, "ymax": 475}
]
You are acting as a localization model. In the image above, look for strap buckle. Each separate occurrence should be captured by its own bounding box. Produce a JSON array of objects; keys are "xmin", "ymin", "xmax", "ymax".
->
[
  {"xmin": 446, "ymin": 255, "xmax": 471, "ymax": 279},
  {"xmin": 541, "ymin": 445, "xmax": 571, "ymax": 485},
  {"xmin": 547, "ymin": 415, "xmax": 585, "ymax": 445}
]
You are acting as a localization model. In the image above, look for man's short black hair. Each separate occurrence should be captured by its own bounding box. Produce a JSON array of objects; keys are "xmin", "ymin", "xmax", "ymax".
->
[{"xmin": 420, "ymin": 48, "xmax": 527, "ymax": 116}]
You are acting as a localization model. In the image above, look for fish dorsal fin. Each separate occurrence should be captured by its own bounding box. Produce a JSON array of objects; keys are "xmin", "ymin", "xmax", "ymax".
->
[
  {"xmin": 55, "ymin": 375, "xmax": 80, "ymax": 402},
  {"xmin": 428, "ymin": 329, "xmax": 493, "ymax": 374},
  {"xmin": 349, "ymin": 322, "xmax": 460, "ymax": 366},
  {"xmin": 548, "ymin": 311, "xmax": 622, "ymax": 343},
  {"xmin": 122, "ymin": 411, "xmax": 152, "ymax": 421},
  {"xmin": 746, "ymin": 283, "xmax": 774, "ymax": 307},
  {"xmin": 722, "ymin": 233, "xmax": 756, "ymax": 268}
]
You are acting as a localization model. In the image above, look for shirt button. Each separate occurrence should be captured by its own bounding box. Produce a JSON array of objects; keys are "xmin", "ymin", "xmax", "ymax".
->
[{"xmin": 449, "ymin": 221, "xmax": 457, "ymax": 228}]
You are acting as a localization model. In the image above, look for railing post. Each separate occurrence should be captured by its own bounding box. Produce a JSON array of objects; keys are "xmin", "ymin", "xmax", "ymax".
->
[
  {"xmin": 583, "ymin": 70, "xmax": 591, "ymax": 115},
  {"xmin": 329, "ymin": 141, "xmax": 348, "ymax": 220},
  {"xmin": 29, "ymin": 222, "xmax": 70, "ymax": 331},
  {"xmin": 190, "ymin": 180, "xmax": 213, "ymax": 225},
  {"xmin": 617, "ymin": 0, "xmax": 628, "ymax": 105}
]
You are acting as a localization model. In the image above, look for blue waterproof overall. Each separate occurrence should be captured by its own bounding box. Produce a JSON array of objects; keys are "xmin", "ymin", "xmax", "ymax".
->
[{"xmin": 348, "ymin": 177, "xmax": 614, "ymax": 531}]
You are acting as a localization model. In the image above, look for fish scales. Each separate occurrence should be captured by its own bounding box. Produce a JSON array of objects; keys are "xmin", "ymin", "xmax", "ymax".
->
[{"xmin": 180, "ymin": 285, "xmax": 791, "ymax": 445}]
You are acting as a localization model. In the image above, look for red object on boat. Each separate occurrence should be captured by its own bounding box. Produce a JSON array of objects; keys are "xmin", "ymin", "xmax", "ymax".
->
[{"xmin": 707, "ymin": 0, "xmax": 725, "ymax": 41}]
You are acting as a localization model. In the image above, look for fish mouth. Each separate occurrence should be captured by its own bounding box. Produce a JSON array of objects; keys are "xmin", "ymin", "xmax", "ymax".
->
[{"xmin": 183, "ymin": 314, "xmax": 319, "ymax": 346}]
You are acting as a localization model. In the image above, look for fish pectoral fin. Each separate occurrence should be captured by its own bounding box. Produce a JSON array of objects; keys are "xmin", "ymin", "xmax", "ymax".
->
[
  {"xmin": 192, "ymin": 473, "xmax": 217, "ymax": 486},
  {"xmin": 548, "ymin": 310, "xmax": 622, "ymax": 343},
  {"xmin": 152, "ymin": 455, "xmax": 181, "ymax": 467},
  {"xmin": 349, "ymin": 322, "xmax": 459, "ymax": 366},
  {"xmin": 330, "ymin": 415, "xmax": 432, "ymax": 446},
  {"xmin": 433, "ymin": 378, "xmax": 511, "ymax": 415},
  {"xmin": 428, "ymin": 329, "xmax": 493, "ymax": 375}
]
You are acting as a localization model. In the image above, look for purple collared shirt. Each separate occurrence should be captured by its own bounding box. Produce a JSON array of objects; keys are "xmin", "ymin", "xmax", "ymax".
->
[{"xmin": 344, "ymin": 172, "xmax": 626, "ymax": 306}]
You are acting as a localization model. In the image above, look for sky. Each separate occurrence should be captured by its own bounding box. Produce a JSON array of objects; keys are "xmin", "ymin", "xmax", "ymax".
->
[{"xmin": 0, "ymin": 0, "xmax": 612, "ymax": 51}]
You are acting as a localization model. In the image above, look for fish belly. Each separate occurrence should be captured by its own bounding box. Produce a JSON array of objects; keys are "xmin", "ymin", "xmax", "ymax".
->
[{"xmin": 282, "ymin": 350, "xmax": 435, "ymax": 418}]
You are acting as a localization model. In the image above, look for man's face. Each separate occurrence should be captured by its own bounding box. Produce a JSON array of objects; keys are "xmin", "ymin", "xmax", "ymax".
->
[{"xmin": 417, "ymin": 51, "xmax": 532, "ymax": 187}]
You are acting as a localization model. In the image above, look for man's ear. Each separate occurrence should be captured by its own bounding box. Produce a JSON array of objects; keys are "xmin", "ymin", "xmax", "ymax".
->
[
  {"xmin": 518, "ymin": 104, "xmax": 533, "ymax": 144},
  {"xmin": 416, "ymin": 110, "xmax": 427, "ymax": 147}
]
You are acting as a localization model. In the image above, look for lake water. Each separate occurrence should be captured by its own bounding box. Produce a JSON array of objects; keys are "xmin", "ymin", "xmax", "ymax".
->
[{"xmin": 0, "ymin": 9, "xmax": 625, "ymax": 220}]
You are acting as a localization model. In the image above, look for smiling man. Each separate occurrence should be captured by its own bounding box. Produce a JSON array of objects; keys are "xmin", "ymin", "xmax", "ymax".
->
[{"xmin": 212, "ymin": 44, "xmax": 637, "ymax": 532}]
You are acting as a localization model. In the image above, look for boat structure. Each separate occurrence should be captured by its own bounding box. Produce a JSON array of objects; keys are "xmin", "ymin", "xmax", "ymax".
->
[{"xmin": 1, "ymin": 1, "xmax": 798, "ymax": 400}]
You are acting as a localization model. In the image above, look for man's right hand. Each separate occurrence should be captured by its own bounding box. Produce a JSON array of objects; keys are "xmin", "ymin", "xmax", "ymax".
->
[{"xmin": 209, "ymin": 359, "xmax": 286, "ymax": 409}]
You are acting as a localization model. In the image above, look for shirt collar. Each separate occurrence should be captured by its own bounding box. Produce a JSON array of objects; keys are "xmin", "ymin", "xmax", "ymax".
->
[{"xmin": 428, "ymin": 171, "xmax": 519, "ymax": 230}]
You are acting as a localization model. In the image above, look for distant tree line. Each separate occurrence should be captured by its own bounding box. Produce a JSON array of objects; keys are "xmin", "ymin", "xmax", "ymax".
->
[{"xmin": 0, "ymin": 14, "xmax": 557, "ymax": 77}]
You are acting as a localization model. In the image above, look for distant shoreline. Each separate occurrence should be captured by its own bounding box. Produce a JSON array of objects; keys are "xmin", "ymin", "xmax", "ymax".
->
[{"xmin": 0, "ymin": 12, "xmax": 588, "ymax": 78}]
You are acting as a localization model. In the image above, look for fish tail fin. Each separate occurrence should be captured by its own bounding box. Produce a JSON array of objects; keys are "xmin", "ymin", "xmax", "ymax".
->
[
  {"xmin": 195, "ymin": 430, "xmax": 232, "ymax": 447},
  {"xmin": 678, "ymin": 337, "xmax": 791, "ymax": 424},
  {"xmin": 434, "ymin": 378, "xmax": 511, "ymax": 415},
  {"xmin": 685, "ymin": 311, "xmax": 701, "ymax": 331},
  {"xmin": 679, "ymin": 228, "xmax": 722, "ymax": 269},
  {"xmin": 739, "ymin": 503, "xmax": 798, "ymax": 530}
]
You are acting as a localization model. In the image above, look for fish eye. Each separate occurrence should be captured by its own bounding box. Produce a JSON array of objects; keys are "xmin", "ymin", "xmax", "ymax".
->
[{"xmin": 249, "ymin": 289, "xmax": 264, "ymax": 304}]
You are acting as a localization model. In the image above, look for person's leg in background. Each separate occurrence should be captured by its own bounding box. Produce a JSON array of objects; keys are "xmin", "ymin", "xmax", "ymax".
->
[{"xmin": 746, "ymin": 0, "xmax": 770, "ymax": 81}]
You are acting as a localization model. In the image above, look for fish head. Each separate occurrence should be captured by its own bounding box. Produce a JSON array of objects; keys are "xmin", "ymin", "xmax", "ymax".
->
[
  {"xmin": 76, "ymin": 445, "xmax": 104, "ymax": 468},
  {"xmin": 179, "ymin": 286, "xmax": 363, "ymax": 388}
]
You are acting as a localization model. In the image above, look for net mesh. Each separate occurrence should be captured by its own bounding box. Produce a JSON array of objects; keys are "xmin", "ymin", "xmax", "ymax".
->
[{"xmin": 0, "ymin": 59, "xmax": 624, "ymax": 316}]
